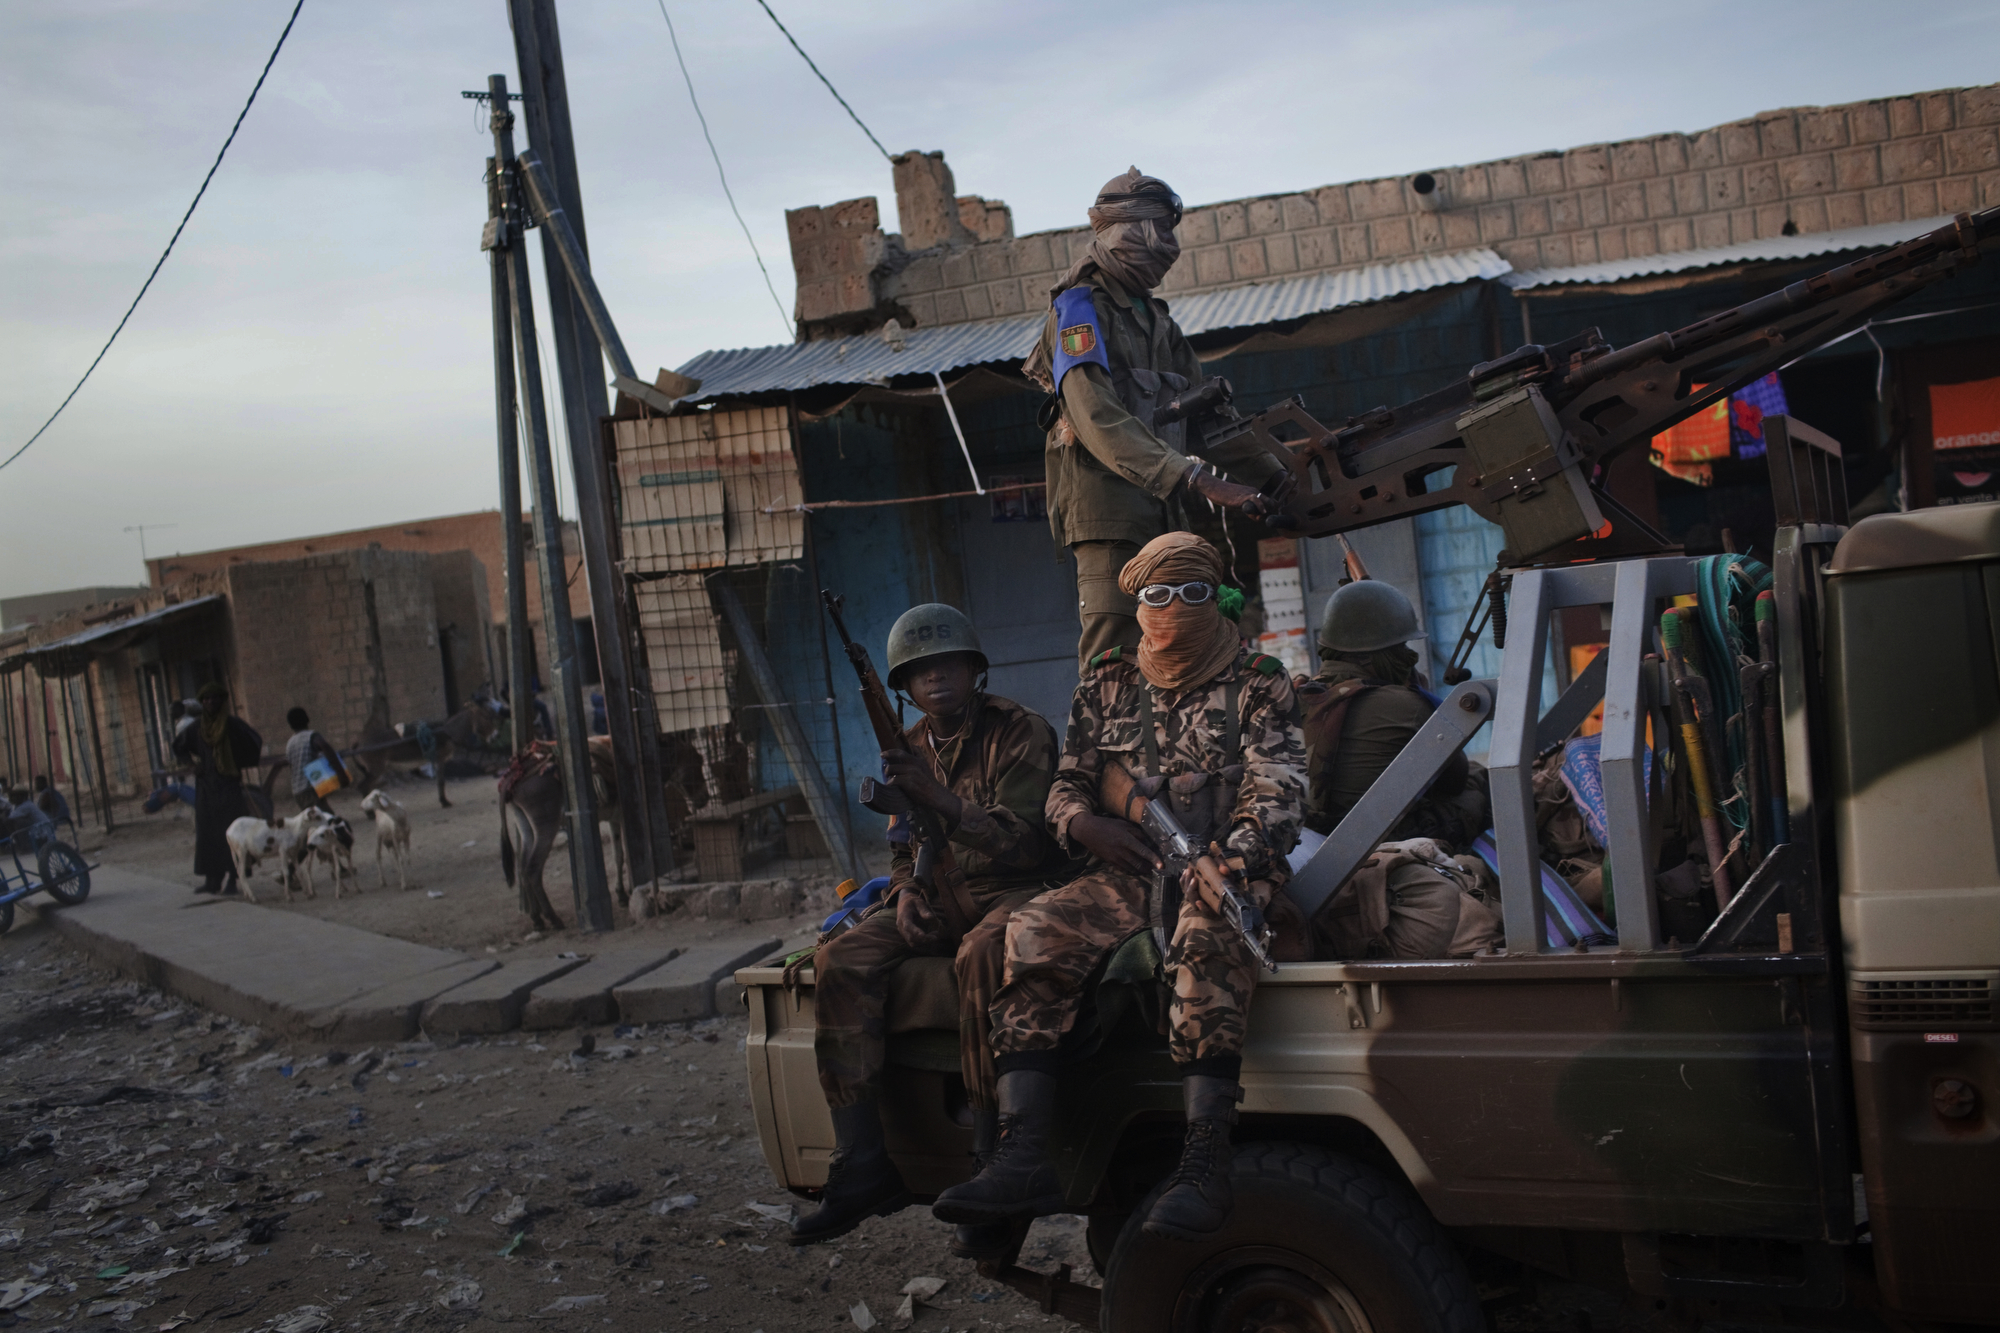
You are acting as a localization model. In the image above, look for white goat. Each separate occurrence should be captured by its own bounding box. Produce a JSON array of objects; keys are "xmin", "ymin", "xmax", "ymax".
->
[
  {"xmin": 303, "ymin": 814, "xmax": 359, "ymax": 899},
  {"xmin": 359, "ymin": 789, "xmax": 412, "ymax": 891},
  {"xmin": 224, "ymin": 807, "xmax": 334, "ymax": 902}
]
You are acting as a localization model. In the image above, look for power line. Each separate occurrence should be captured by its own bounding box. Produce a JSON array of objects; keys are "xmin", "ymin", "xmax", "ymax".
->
[
  {"xmin": 655, "ymin": 0, "xmax": 794, "ymax": 339},
  {"xmin": 750, "ymin": 0, "xmax": 891, "ymax": 162},
  {"xmin": 2, "ymin": 0, "xmax": 306, "ymax": 475}
]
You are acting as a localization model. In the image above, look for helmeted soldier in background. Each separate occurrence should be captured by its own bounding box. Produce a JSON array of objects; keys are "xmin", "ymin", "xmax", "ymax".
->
[
  {"xmin": 1302, "ymin": 580, "xmax": 1485, "ymax": 847},
  {"xmin": 1024, "ymin": 168, "xmax": 1291, "ymax": 674},
  {"xmin": 792, "ymin": 604, "xmax": 1066, "ymax": 1255},
  {"xmin": 932, "ymin": 532, "xmax": 1306, "ymax": 1241}
]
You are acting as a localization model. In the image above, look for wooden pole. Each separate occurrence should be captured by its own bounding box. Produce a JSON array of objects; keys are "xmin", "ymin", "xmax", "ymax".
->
[
  {"xmin": 82, "ymin": 663, "xmax": 114, "ymax": 833},
  {"xmin": 711, "ymin": 578, "xmax": 862, "ymax": 884}
]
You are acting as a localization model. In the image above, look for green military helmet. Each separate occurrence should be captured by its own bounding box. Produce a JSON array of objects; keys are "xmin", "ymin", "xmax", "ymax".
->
[
  {"xmin": 885, "ymin": 603, "xmax": 987, "ymax": 689},
  {"xmin": 1319, "ymin": 579, "xmax": 1426, "ymax": 653}
]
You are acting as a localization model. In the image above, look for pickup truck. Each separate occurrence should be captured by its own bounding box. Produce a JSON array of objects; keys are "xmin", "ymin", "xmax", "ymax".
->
[{"xmin": 740, "ymin": 490, "xmax": 2000, "ymax": 1331}]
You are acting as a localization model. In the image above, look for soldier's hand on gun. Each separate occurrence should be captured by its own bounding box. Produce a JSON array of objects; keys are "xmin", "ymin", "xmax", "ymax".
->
[
  {"xmin": 1069, "ymin": 812, "xmax": 1162, "ymax": 876},
  {"xmin": 1184, "ymin": 462, "xmax": 1297, "ymax": 529},
  {"xmin": 893, "ymin": 882, "xmax": 946, "ymax": 950},
  {"xmin": 880, "ymin": 750, "xmax": 963, "ymax": 820}
]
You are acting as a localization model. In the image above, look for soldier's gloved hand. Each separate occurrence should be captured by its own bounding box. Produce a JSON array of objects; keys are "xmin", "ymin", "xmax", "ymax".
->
[
  {"xmin": 880, "ymin": 750, "xmax": 964, "ymax": 821},
  {"xmin": 1068, "ymin": 812, "xmax": 1162, "ymax": 876},
  {"xmin": 1182, "ymin": 462, "xmax": 1265, "ymax": 513},
  {"xmin": 1225, "ymin": 823, "xmax": 1274, "ymax": 880},
  {"xmin": 894, "ymin": 884, "xmax": 946, "ymax": 950}
]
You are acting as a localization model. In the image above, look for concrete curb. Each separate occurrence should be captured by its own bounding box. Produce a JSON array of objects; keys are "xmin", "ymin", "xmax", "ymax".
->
[
  {"xmin": 421, "ymin": 956, "xmax": 589, "ymax": 1037},
  {"xmin": 519, "ymin": 948, "xmax": 683, "ymax": 1030},
  {"xmin": 616, "ymin": 937, "xmax": 782, "ymax": 1024}
]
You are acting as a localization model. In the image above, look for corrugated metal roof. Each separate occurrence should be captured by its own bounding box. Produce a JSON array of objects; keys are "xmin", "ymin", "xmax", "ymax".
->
[
  {"xmin": 674, "ymin": 248, "xmax": 1511, "ymax": 400},
  {"xmin": 1172, "ymin": 248, "xmax": 1510, "ymax": 335},
  {"xmin": 1502, "ymin": 216, "xmax": 1954, "ymax": 290},
  {"xmin": 23, "ymin": 595, "xmax": 222, "ymax": 660}
]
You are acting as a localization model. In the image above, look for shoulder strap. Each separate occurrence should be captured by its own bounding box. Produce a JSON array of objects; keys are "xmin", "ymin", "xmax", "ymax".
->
[
  {"xmin": 1224, "ymin": 676, "xmax": 1242, "ymax": 761},
  {"xmin": 1302, "ymin": 678, "xmax": 1373, "ymax": 770},
  {"xmin": 1137, "ymin": 680, "xmax": 1161, "ymax": 776}
]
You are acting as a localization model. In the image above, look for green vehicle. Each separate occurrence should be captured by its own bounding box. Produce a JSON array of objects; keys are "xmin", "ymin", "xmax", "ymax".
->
[{"xmin": 739, "ymin": 215, "xmax": 2000, "ymax": 1331}]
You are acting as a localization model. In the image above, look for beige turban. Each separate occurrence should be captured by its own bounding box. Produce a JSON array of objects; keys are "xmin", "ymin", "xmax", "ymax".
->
[{"xmin": 1119, "ymin": 533, "xmax": 1241, "ymax": 692}]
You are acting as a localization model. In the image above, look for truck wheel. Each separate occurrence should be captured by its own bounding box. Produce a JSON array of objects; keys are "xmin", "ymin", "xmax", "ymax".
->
[
  {"xmin": 1099, "ymin": 1141, "xmax": 1482, "ymax": 1333},
  {"xmin": 1086, "ymin": 1210, "xmax": 1128, "ymax": 1274}
]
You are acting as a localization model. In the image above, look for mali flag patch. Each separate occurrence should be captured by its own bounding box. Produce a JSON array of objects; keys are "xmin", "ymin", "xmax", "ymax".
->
[{"xmin": 1059, "ymin": 324, "xmax": 1097, "ymax": 358}]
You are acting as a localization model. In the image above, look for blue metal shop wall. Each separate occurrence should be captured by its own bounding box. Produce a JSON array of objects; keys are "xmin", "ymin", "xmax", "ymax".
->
[
  {"xmin": 791, "ymin": 390, "xmax": 1057, "ymax": 864},
  {"xmin": 1204, "ymin": 285, "xmax": 1521, "ymax": 682}
]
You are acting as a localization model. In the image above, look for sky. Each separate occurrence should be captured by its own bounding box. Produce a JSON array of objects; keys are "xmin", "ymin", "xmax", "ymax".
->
[{"xmin": 4, "ymin": 0, "xmax": 1999, "ymax": 599}]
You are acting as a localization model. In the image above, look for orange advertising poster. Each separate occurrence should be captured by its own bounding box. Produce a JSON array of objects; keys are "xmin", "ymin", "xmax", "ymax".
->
[
  {"xmin": 1930, "ymin": 377, "xmax": 2000, "ymax": 451},
  {"xmin": 1648, "ymin": 394, "xmax": 1730, "ymax": 485}
]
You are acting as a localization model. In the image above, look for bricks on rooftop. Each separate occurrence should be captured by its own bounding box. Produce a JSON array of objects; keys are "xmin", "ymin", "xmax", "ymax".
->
[{"xmin": 784, "ymin": 85, "xmax": 2000, "ymax": 341}]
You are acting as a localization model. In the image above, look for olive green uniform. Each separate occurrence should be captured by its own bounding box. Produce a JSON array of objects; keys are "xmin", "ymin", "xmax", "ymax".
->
[
  {"xmin": 1302, "ymin": 658, "xmax": 1481, "ymax": 846},
  {"xmin": 1025, "ymin": 273, "xmax": 1279, "ymax": 672}
]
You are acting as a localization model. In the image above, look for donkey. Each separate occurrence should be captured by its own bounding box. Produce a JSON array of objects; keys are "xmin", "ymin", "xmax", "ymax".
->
[
  {"xmin": 499, "ymin": 736, "xmax": 627, "ymax": 932},
  {"xmin": 347, "ymin": 695, "xmax": 506, "ymax": 808}
]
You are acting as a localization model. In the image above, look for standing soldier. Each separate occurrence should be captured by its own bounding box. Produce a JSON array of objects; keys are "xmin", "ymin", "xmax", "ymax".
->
[
  {"xmin": 1024, "ymin": 168, "xmax": 1290, "ymax": 674},
  {"xmin": 932, "ymin": 533, "xmax": 1306, "ymax": 1240},
  {"xmin": 792, "ymin": 605, "xmax": 1067, "ymax": 1256}
]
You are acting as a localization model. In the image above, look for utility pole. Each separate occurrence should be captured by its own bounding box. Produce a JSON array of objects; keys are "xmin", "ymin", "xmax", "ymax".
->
[
  {"xmin": 482, "ymin": 114, "xmax": 535, "ymax": 757},
  {"xmin": 482, "ymin": 74, "xmax": 614, "ymax": 931},
  {"xmin": 505, "ymin": 0, "xmax": 674, "ymax": 888}
]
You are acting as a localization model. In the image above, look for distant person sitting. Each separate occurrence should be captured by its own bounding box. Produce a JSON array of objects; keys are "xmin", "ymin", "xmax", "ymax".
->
[
  {"xmin": 32, "ymin": 776, "xmax": 73, "ymax": 828},
  {"xmin": 285, "ymin": 707, "xmax": 351, "ymax": 813},
  {"xmin": 143, "ymin": 702, "xmax": 201, "ymax": 813}
]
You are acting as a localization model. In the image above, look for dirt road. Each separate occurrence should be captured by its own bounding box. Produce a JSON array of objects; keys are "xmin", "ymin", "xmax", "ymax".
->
[{"xmin": 0, "ymin": 920, "xmax": 1095, "ymax": 1332}]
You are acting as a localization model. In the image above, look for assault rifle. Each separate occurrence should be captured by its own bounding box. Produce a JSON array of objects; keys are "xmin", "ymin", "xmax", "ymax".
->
[
  {"xmin": 1186, "ymin": 208, "xmax": 2000, "ymax": 561},
  {"xmin": 1101, "ymin": 758, "xmax": 1278, "ymax": 974},
  {"xmin": 820, "ymin": 590, "xmax": 950, "ymax": 896}
]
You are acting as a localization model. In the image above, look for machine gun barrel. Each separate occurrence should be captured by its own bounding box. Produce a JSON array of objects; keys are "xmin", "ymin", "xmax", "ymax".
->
[{"xmin": 1220, "ymin": 207, "xmax": 2000, "ymax": 561}]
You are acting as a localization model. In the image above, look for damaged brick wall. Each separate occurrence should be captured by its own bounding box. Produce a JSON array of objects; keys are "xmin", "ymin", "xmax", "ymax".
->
[{"xmin": 786, "ymin": 84, "xmax": 2000, "ymax": 339}]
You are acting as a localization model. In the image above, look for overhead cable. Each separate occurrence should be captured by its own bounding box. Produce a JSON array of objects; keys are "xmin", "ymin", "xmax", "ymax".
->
[
  {"xmin": 750, "ymin": 0, "xmax": 892, "ymax": 162},
  {"xmin": 656, "ymin": 0, "xmax": 795, "ymax": 338},
  {"xmin": 1, "ymin": 0, "xmax": 307, "ymax": 475}
]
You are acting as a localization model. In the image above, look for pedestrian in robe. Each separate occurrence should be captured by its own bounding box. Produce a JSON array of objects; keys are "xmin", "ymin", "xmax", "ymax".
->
[{"xmin": 172, "ymin": 682, "xmax": 263, "ymax": 895}]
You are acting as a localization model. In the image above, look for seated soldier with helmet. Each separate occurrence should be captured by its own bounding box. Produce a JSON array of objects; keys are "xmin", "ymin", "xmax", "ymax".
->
[
  {"xmin": 1296, "ymin": 579, "xmax": 1501, "ymax": 963},
  {"xmin": 932, "ymin": 532, "xmax": 1306, "ymax": 1243},
  {"xmin": 1301, "ymin": 579, "xmax": 1486, "ymax": 848},
  {"xmin": 792, "ymin": 604, "xmax": 1067, "ymax": 1258}
]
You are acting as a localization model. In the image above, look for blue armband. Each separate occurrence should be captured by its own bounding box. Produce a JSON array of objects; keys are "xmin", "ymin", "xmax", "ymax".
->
[{"xmin": 1050, "ymin": 286, "xmax": 1110, "ymax": 393}]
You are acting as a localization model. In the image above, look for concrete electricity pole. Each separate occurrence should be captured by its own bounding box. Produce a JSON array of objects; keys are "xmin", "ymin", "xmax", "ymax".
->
[
  {"xmin": 505, "ymin": 0, "xmax": 674, "ymax": 888},
  {"xmin": 481, "ymin": 74, "xmax": 615, "ymax": 932}
]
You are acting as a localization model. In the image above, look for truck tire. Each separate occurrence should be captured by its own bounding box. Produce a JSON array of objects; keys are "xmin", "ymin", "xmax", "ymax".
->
[{"xmin": 1099, "ymin": 1141, "xmax": 1482, "ymax": 1333}]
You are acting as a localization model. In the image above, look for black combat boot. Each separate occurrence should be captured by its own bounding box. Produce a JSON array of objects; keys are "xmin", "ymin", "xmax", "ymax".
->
[
  {"xmin": 930, "ymin": 1070, "xmax": 1064, "ymax": 1224},
  {"xmin": 949, "ymin": 1106, "xmax": 1017, "ymax": 1260},
  {"xmin": 790, "ymin": 1100, "xmax": 910, "ymax": 1245},
  {"xmin": 1141, "ymin": 1075, "xmax": 1240, "ymax": 1240}
]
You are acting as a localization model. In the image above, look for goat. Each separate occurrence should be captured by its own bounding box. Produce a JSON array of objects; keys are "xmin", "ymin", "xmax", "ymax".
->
[
  {"xmin": 303, "ymin": 814, "xmax": 359, "ymax": 899},
  {"xmin": 224, "ymin": 807, "xmax": 334, "ymax": 903},
  {"xmin": 358, "ymin": 789, "xmax": 412, "ymax": 891}
]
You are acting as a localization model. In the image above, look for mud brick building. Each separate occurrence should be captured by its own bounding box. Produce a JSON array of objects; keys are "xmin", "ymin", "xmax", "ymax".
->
[{"xmin": 0, "ymin": 547, "xmax": 490, "ymax": 826}]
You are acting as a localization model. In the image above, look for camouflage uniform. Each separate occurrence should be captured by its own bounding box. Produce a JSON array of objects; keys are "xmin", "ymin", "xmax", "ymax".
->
[
  {"xmin": 990, "ymin": 650, "xmax": 1306, "ymax": 1065},
  {"xmin": 1024, "ymin": 274, "xmax": 1281, "ymax": 672},
  {"xmin": 815, "ymin": 695, "xmax": 1064, "ymax": 1109}
]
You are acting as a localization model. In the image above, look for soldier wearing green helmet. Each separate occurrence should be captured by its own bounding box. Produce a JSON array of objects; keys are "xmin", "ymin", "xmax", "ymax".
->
[
  {"xmin": 1300, "ymin": 579, "xmax": 1486, "ymax": 846},
  {"xmin": 793, "ymin": 603, "xmax": 1068, "ymax": 1256}
]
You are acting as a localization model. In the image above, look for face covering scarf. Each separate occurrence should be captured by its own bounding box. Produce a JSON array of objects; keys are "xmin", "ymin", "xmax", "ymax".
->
[
  {"xmin": 1051, "ymin": 167, "xmax": 1183, "ymax": 298},
  {"xmin": 1120, "ymin": 532, "xmax": 1239, "ymax": 691}
]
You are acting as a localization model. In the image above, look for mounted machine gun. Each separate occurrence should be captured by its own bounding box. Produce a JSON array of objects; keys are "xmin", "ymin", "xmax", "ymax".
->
[{"xmin": 1182, "ymin": 209, "xmax": 2000, "ymax": 561}]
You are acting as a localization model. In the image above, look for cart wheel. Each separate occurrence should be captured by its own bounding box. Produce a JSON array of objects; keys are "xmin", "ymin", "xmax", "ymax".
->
[{"xmin": 41, "ymin": 843, "xmax": 90, "ymax": 906}]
